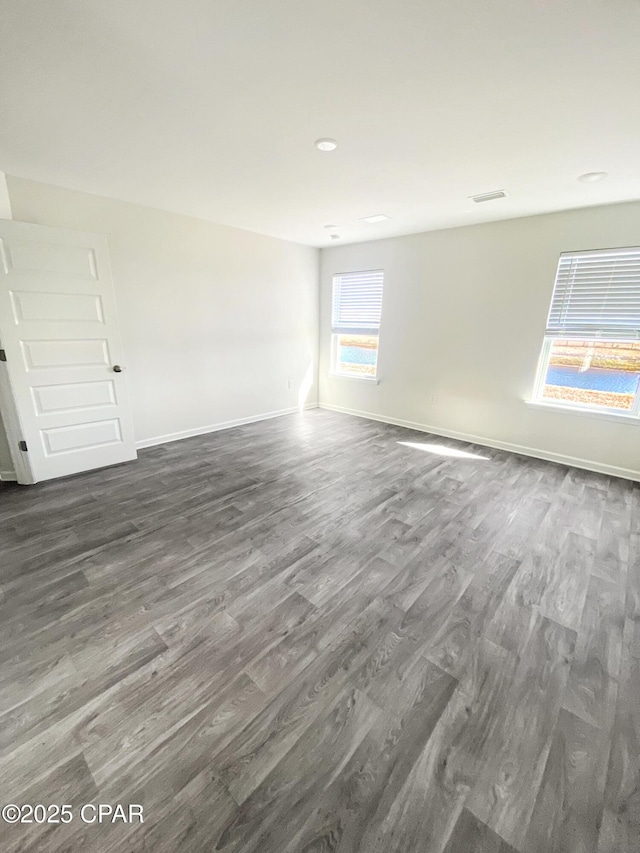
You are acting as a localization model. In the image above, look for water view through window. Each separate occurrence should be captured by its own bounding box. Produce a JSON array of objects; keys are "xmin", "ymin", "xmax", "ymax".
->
[
  {"xmin": 541, "ymin": 340, "xmax": 640, "ymax": 411},
  {"xmin": 336, "ymin": 334, "xmax": 379, "ymax": 377}
]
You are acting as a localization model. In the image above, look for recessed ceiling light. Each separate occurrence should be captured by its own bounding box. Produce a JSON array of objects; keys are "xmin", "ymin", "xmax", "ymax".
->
[
  {"xmin": 360, "ymin": 214, "xmax": 391, "ymax": 223},
  {"xmin": 469, "ymin": 190, "xmax": 507, "ymax": 203},
  {"xmin": 315, "ymin": 138, "xmax": 338, "ymax": 152},
  {"xmin": 578, "ymin": 172, "xmax": 608, "ymax": 183}
]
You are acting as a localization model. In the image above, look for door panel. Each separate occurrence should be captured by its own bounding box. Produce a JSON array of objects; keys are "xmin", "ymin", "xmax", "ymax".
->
[
  {"xmin": 32, "ymin": 380, "xmax": 117, "ymax": 414},
  {"xmin": 10, "ymin": 290, "xmax": 105, "ymax": 323},
  {"xmin": 21, "ymin": 338, "xmax": 111, "ymax": 370},
  {"xmin": 42, "ymin": 419, "xmax": 122, "ymax": 454},
  {"xmin": 2, "ymin": 241, "xmax": 98, "ymax": 277},
  {"xmin": 0, "ymin": 220, "xmax": 137, "ymax": 483}
]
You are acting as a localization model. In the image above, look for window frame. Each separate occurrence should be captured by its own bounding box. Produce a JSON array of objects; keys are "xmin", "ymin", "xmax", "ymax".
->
[
  {"xmin": 531, "ymin": 246, "xmax": 640, "ymax": 421},
  {"xmin": 330, "ymin": 269, "xmax": 384, "ymax": 381},
  {"xmin": 532, "ymin": 335, "xmax": 640, "ymax": 420}
]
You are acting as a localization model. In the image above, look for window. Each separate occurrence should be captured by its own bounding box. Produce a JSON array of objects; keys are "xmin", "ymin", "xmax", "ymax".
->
[
  {"xmin": 331, "ymin": 269, "xmax": 384, "ymax": 378},
  {"xmin": 533, "ymin": 247, "xmax": 640, "ymax": 416}
]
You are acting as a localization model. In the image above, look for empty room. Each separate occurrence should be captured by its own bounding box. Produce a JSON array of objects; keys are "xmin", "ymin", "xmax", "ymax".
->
[{"xmin": 1, "ymin": 1, "xmax": 639, "ymax": 851}]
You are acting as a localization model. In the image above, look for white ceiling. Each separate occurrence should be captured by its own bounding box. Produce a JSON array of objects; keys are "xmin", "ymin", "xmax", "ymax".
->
[{"xmin": 1, "ymin": 0, "xmax": 639, "ymax": 247}]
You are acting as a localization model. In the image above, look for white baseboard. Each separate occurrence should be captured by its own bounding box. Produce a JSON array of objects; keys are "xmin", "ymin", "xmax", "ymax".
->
[
  {"xmin": 0, "ymin": 469, "xmax": 17, "ymax": 482},
  {"xmin": 318, "ymin": 402, "xmax": 640, "ymax": 482},
  {"xmin": 136, "ymin": 403, "xmax": 319, "ymax": 450}
]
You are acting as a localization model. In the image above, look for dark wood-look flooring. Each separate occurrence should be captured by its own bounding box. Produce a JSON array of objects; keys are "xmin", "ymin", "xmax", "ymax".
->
[{"xmin": 0, "ymin": 409, "xmax": 638, "ymax": 852}]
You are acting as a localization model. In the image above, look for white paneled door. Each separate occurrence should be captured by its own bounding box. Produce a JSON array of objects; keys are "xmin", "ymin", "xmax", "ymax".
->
[{"xmin": 0, "ymin": 220, "xmax": 137, "ymax": 483}]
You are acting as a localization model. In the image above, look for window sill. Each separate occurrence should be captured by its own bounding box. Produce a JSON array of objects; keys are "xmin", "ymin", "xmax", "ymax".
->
[
  {"xmin": 525, "ymin": 399, "xmax": 639, "ymax": 424},
  {"xmin": 328, "ymin": 372, "xmax": 380, "ymax": 385}
]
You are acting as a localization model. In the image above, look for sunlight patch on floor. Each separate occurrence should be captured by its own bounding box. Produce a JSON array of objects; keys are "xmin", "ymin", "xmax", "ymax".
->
[{"xmin": 398, "ymin": 440, "xmax": 489, "ymax": 460}]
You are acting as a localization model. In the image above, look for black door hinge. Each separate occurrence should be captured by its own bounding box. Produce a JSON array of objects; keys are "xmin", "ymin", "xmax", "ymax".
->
[
  {"xmin": 18, "ymin": 440, "xmax": 28, "ymax": 452},
  {"xmin": 0, "ymin": 349, "xmax": 6, "ymax": 362}
]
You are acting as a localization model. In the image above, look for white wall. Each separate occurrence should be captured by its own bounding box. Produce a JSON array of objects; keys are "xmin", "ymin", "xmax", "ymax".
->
[
  {"xmin": 0, "ymin": 171, "xmax": 15, "ymax": 479},
  {"xmin": 7, "ymin": 176, "xmax": 319, "ymax": 449},
  {"xmin": 320, "ymin": 201, "xmax": 640, "ymax": 480}
]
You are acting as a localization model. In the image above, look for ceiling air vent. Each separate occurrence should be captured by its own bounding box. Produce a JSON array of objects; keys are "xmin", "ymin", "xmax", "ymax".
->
[{"xmin": 469, "ymin": 190, "xmax": 507, "ymax": 203}]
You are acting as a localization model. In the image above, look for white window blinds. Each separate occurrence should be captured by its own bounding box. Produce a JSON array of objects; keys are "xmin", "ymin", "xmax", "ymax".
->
[
  {"xmin": 547, "ymin": 247, "xmax": 640, "ymax": 339},
  {"xmin": 331, "ymin": 270, "xmax": 384, "ymax": 336}
]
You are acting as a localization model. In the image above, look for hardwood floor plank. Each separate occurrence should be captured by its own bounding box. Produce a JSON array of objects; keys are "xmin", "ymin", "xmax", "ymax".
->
[
  {"xmin": 359, "ymin": 638, "xmax": 517, "ymax": 853},
  {"xmin": 563, "ymin": 573, "xmax": 625, "ymax": 729},
  {"xmin": 625, "ymin": 532, "xmax": 640, "ymax": 621},
  {"xmin": 594, "ymin": 508, "xmax": 631, "ymax": 584},
  {"xmin": 2, "ymin": 754, "xmax": 99, "ymax": 853},
  {"xmin": 214, "ymin": 686, "xmax": 381, "ymax": 852},
  {"xmin": 466, "ymin": 616, "xmax": 576, "ymax": 849},
  {"xmin": 281, "ymin": 658, "xmax": 457, "ymax": 853},
  {"xmin": 597, "ymin": 616, "xmax": 640, "ymax": 852},
  {"xmin": 425, "ymin": 550, "xmax": 520, "ymax": 678},
  {"xmin": 524, "ymin": 708, "xmax": 609, "ymax": 853},
  {"xmin": 538, "ymin": 531, "xmax": 595, "ymax": 631}
]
